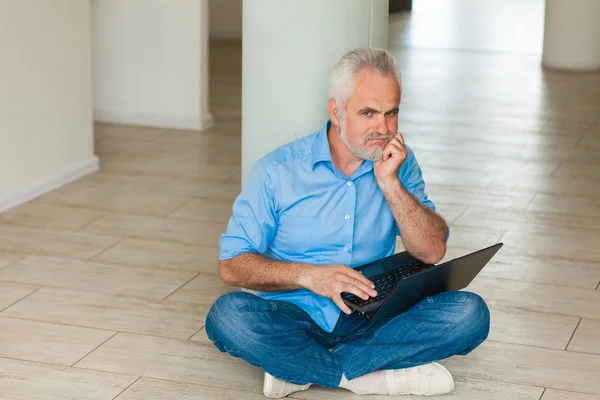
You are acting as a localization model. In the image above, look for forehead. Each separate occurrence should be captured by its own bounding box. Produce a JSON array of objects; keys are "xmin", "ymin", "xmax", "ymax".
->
[{"xmin": 348, "ymin": 69, "xmax": 400, "ymax": 106}]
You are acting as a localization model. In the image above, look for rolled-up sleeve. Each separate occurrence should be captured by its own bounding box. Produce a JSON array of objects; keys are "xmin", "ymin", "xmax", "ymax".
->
[{"xmin": 219, "ymin": 161, "xmax": 279, "ymax": 260}]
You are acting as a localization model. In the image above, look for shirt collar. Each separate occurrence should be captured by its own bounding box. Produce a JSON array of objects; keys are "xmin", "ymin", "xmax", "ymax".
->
[
  {"xmin": 311, "ymin": 120, "xmax": 333, "ymax": 168},
  {"xmin": 310, "ymin": 120, "xmax": 374, "ymax": 177}
]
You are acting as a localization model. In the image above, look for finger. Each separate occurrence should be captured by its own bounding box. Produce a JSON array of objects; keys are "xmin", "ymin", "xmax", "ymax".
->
[
  {"xmin": 341, "ymin": 282, "xmax": 373, "ymax": 301},
  {"xmin": 332, "ymin": 293, "xmax": 352, "ymax": 315},
  {"xmin": 346, "ymin": 267, "xmax": 376, "ymax": 289},
  {"xmin": 396, "ymin": 131, "xmax": 405, "ymax": 145},
  {"xmin": 341, "ymin": 278, "xmax": 377, "ymax": 298}
]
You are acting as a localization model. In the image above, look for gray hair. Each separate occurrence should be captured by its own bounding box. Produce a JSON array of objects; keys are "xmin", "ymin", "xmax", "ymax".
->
[{"xmin": 329, "ymin": 48, "xmax": 401, "ymax": 113}]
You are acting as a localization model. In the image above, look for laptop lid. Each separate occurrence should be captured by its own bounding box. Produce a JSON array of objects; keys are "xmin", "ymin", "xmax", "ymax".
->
[{"xmin": 369, "ymin": 243, "xmax": 503, "ymax": 321}]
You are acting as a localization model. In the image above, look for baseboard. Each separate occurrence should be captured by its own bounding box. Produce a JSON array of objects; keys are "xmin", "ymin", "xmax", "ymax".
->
[
  {"xmin": 94, "ymin": 109, "xmax": 215, "ymax": 131},
  {"xmin": 0, "ymin": 156, "xmax": 99, "ymax": 213}
]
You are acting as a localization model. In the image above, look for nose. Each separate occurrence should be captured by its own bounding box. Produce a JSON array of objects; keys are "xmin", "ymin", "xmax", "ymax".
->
[{"xmin": 375, "ymin": 115, "xmax": 387, "ymax": 133}]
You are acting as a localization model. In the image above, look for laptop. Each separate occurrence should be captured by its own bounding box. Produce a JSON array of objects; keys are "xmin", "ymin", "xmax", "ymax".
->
[{"xmin": 341, "ymin": 243, "xmax": 503, "ymax": 321}]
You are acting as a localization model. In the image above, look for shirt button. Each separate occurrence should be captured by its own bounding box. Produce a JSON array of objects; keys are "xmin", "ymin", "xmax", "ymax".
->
[
  {"xmin": 344, "ymin": 246, "xmax": 349, "ymax": 252},
  {"xmin": 345, "ymin": 214, "xmax": 350, "ymax": 220},
  {"xmin": 347, "ymin": 181, "xmax": 353, "ymax": 186}
]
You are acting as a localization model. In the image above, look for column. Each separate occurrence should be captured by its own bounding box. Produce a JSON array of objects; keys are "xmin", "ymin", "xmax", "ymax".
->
[
  {"xmin": 542, "ymin": 0, "xmax": 600, "ymax": 70},
  {"xmin": 241, "ymin": 0, "xmax": 390, "ymax": 184}
]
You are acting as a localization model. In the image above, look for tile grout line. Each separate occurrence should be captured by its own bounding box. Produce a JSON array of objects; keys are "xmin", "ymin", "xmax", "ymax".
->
[
  {"xmin": 111, "ymin": 376, "xmax": 141, "ymax": 400},
  {"xmin": 0, "ymin": 314, "xmax": 208, "ymax": 343},
  {"xmin": 539, "ymin": 387, "xmax": 546, "ymax": 400},
  {"xmin": 564, "ymin": 318, "xmax": 582, "ymax": 351},
  {"xmin": 86, "ymin": 237, "xmax": 128, "ymax": 261},
  {"xmin": 0, "ymin": 285, "xmax": 43, "ymax": 314},
  {"xmin": 76, "ymin": 211, "xmax": 112, "ymax": 231},
  {"xmin": 0, "ymin": 252, "xmax": 29, "ymax": 272},
  {"xmin": 70, "ymin": 331, "xmax": 120, "ymax": 367},
  {"xmin": 187, "ymin": 324, "xmax": 206, "ymax": 341},
  {"xmin": 162, "ymin": 272, "xmax": 202, "ymax": 301},
  {"xmin": 596, "ymin": 280, "xmax": 600, "ymax": 291}
]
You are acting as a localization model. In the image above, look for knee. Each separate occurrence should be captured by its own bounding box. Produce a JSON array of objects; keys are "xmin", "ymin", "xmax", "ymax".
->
[
  {"xmin": 455, "ymin": 291, "xmax": 490, "ymax": 339},
  {"xmin": 205, "ymin": 291, "xmax": 256, "ymax": 342}
]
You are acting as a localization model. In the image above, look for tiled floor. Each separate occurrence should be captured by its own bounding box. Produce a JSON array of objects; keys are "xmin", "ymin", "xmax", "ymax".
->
[{"xmin": 1, "ymin": 2, "xmax": 600, "ymax": 399}]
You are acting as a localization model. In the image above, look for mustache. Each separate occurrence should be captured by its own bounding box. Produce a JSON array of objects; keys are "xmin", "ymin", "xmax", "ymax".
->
[{"xmin": 364, "ymin": 132, "xmax": 392, "ymax": 143}]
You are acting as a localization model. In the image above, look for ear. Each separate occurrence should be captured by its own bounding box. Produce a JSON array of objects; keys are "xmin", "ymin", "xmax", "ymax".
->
[{"xmin": 327, "ymin": 98, "xmax": 341, "ymax": 126}]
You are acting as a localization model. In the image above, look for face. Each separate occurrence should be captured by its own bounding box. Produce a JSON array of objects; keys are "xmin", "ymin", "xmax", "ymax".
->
[{"xmin": 332, "ymin": 69, "xmax": 400, "ymax": 161}]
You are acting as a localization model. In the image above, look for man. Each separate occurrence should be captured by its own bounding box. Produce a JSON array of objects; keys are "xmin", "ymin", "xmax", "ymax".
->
[{"xmin": 205, "ymin": 48, "xmax": 490, "ymax": 398}]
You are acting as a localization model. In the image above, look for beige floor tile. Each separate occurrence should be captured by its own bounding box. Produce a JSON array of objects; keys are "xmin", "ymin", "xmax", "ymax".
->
[
  {"xmin": 1, "ymin": 287, "xmax": 208, "ymax": 339},
  {"xmin": 34, "ymin": 186, "xmax": 190, "ymax": 216},
  {"xmin": 165, "ymin": 273, "xmax": 234, "ymax": 305},
  {"xmin": 554, "ymin": 163, "xmax": 600, "ymax": 181},
  {"xmin": 0, "ymin": 254, "xmax": 197, "ymax": 299},
  {"xmin": 567, "ymin": 319, "xmax": 600, "ymax": 355},
  {"xmin": 542, "ymin": 389, "xmax": 600, "ymax": 400},
  {"xmin": 453, "ymin": 206, "xmax": 600, "ymax": 234},
  {"xmin": 102, "ymin": 154, "xmax": 240, "ymax": 181},
  {"xmin": 75, "ymin": 333, "xmax": 264, "ymax": 392},
  {"xmin": 416, "ymin": 152, "xmax": 561, "ymax": 177},
  {"xmin": 150, "ymin": 177, "xmax": 241, "ymax": 200},
  {"xmin": 115, "ymin": 378, "xmax": 269, "ymax": 400},
  {"xmin": 488, "ymin": 175, "xmax": 600, "ymax": 200},
  {"xmin": 577, "ymin": 134, "xmax": 600, "ymax": 150},
  {"xmin": 432, "ymin": 203, "xmax": 468, "ymax": 226},
  {"xmin": 188, "ymin": 327, "xmax": 213, "ymax": 345},
  {"xmin": 488, "ymin": 307, "xmax": 579, "ymax": 349},
  {"xmin": 292, "ymin": 378, "xmax": 543, "ymax": 400},
  {"xmin": 168, "ymin": 198, "xmax": 234, "ymax": 224},
  {"xmin": 0, "ymin": 203, "xmax": 106, "ymax": 230},
  {"xmin": 0, "ymin": 223, "xmax": 122, "ymax": 260},
  {"xmin": 481, "ymin": 253, "xmax": 600, "ymax": 290},
  {"xmin": 527, "ymin": 193, "xmax": 600, "ymax": 218},
  {"xmin": 500, "ymin": 229, "xmax": 600, "ymax": 264},
  {"xmin": 0, "ymin": 316, "xmax": 115, "ymax": 366},
  {"xmin": 427, "ymin": 184, "xmax": 535, "ymax": 210},
  {"xmin": 442, "ymin": 341, "xmax": 600, "ymax": 395},
  {"xmin": 0, "ymin": 251, "xmax": 25, "ymax": 269},
  {"xmin": 0, "ymin": 357, "xmax": 136, "ymax": 400},
  {"xmin": 0, "ymin": 281, "xmax": 40, "ymax": 311},
  {"xmin": 467, "ymin": 276, "xmax": 600, "ymax": 320},
  {"xmin": 83, "ymin": 213, "xmax": 226, "ymax": 247},
  {"xmin": 67, "ymin": 170, "xmax": 173, "ymax": 193},
  {"xmin": 91, "ymin": 238, "xmax": 220, "ymax": 273},
  {"xmin": 445, "ymin": 226, "xmax": 505, "ymax": 251}
]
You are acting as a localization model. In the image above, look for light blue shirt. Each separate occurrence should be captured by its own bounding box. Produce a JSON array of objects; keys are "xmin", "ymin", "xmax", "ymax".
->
[{"xmin": 219, "ymin": 121, "xmax": 438, "ymax": 333}]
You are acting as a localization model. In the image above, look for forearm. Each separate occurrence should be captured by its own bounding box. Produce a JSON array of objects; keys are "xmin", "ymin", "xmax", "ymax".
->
[
  {"xmin": 219, "ymin": 252, "xmax": 315, "ymax": 292},
  {"xmin": 380, "ymin": 179, "xmax": 448, "ymax": 264}
]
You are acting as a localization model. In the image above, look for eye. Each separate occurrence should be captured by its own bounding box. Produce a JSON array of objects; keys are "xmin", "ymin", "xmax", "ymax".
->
[{"xmin": 362, "ymin": 110, "xmax": 372, "ymax": 116}]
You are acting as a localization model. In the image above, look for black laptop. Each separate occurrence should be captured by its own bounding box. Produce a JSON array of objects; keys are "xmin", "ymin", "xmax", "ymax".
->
[{"xmin": 342, "ymin": 243, "xmax": 503, "ymax": 321}]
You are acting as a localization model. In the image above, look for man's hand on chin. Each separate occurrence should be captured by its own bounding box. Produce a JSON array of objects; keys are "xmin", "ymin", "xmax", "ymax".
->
[{"xmin": 373, "ymin": 132, "xmax": 408, "ymax": 192}]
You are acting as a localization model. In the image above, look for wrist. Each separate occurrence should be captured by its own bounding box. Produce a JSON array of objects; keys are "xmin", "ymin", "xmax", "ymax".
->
[
  {"xmin": 378, "ymin": 176, "xmax": 402, "ymax": 195},
  {"xmin": 296, "ymin": 264, "xmax": 316, "ymax": 290}
]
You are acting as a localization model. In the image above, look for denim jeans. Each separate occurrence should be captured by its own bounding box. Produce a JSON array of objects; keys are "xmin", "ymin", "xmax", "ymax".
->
[{"xmin": 205, "ymin": 290, "xmax": 490, "ymax": 388}]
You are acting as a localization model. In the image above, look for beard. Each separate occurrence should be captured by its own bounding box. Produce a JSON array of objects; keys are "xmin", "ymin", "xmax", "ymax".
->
[{"xmin": 339, "ymin": 116, "xmax": 392, "ymax": 161}]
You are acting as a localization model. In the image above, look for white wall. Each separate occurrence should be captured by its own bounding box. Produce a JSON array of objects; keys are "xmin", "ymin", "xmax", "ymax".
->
[
  {"xmin": 241, "ymin": 0, "xmax": 390, "ymax": 183},
  {"xmin": 0, "ymin": 0, "xmax": 97, "ymax": 212},
  {"xmin": 209, "ymin": 0, "xmax": 242, "ymax": 39},
  {"xmin": 93, "ymin": 0, "xmax": 212, "ymax": 131}
]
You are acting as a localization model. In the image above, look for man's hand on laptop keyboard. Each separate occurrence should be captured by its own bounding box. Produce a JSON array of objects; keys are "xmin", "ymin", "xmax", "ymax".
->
[{"xmin": 298, "ymin": 264, "xmax": 378, "ymax": 314}]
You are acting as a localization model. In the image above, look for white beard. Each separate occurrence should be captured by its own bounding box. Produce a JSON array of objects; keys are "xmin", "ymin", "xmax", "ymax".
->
[{"xmin": 339, "ymin": 116, "xmax": 391, "ymax": 161}]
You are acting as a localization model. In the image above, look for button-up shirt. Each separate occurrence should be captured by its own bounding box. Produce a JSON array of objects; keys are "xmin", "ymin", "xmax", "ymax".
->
[{"xmin": 219, "ymin": 121, "xmax": 437, "ymax": 333}]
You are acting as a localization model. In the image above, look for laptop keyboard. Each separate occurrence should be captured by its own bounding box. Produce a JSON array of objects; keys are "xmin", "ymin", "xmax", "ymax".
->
[{"xmin": 342, "ymin": 260, "xmax": 429, "ymax": 308}]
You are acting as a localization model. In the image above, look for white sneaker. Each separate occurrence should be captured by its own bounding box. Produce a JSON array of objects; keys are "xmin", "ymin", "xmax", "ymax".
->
[
  {"xmin": 384, "ymin": 362, "xmax": 454, "ymax": 396},
  {"xmin": 263, "ymin": 372, "xmax": 312, "ymax": 398}
]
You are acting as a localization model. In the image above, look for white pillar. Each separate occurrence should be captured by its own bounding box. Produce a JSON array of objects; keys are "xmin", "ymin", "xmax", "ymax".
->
[
  {"xmin": 542, "ymin": 0, "xmax": 600, "ymax": 71},
  {"xmin": 241, "ymin": 0, "xmax": 390, "ymax": 184},
  {"xmin": 92, "ymin": 0, "xmax": 213, "ymax": 131}
]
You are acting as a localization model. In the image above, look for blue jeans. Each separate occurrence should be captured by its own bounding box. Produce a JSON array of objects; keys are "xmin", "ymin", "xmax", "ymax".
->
[{"xmin": 205, "ymin": 290, "xmax": 490, "ymax": 388}]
